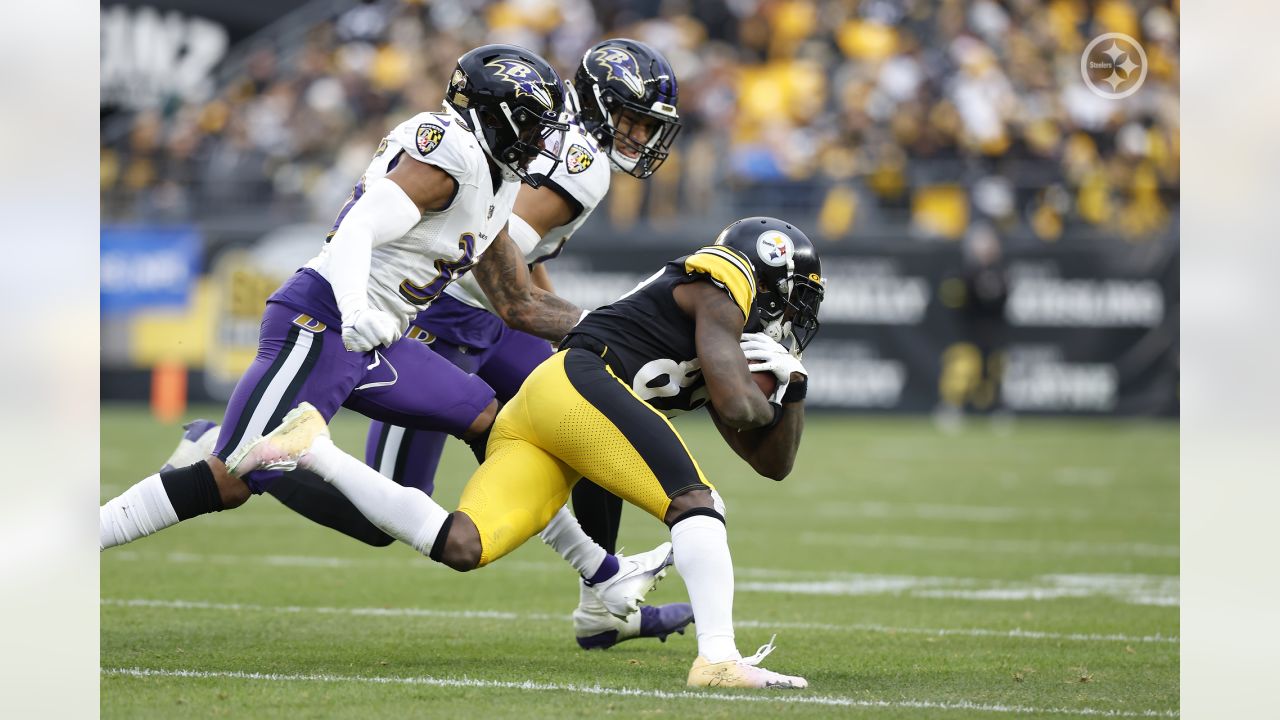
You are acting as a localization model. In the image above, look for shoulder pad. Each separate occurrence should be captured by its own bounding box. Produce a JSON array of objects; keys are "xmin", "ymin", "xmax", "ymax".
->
[
  {"xmin": 530, "ymin": 124, "xmax": 610, "ymax": 212},
  {"xmin": 388, "ymin": 111, "xmax": 482, "ymax": 186},
  {"xmin": 682, "ymin": 246, "xmax": 757, "ymax": 321}
]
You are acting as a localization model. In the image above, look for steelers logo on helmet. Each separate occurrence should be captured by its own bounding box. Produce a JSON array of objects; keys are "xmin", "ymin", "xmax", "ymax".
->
[
  {"xmin": 566, "ymin": 144, "xmax": 594, "ymax": 174},
  {"xmin": 593, "ymin": 47, "xmax": 645, "ymax": 97},
  {"xmin": 485, "ymin": 58, "xmax": 554, "ymax": 110},
  {"xmin": 756, "ymin": 230, "xmax": 794, "ymax": 267},
  {"xmin": 416, "ymin": 123, "xmax": 445, "ymax": 155}
]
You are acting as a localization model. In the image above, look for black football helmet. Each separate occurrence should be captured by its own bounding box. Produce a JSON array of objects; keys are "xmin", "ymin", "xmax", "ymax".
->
[
  {"xmin": 714, "ymin": 217, "xmax": 826, "ymax": 355},
  {"xmin": 445, "ymin": 44, "xmax": 568, "ymax": 187},
  {"xmin": 572, "ymin": 38, "xmax": 680, "ymax": 179}
]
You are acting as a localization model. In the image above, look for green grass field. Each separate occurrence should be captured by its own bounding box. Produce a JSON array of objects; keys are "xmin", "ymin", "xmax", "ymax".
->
[{"xmin": 101, "ymin": 404, "xmax": 1178, "ymax": 718}]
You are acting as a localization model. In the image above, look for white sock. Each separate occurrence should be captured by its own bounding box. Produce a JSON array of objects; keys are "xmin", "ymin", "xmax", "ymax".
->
[
  {"xmin": 671, "ymin": 515, "xmax": 740, "ymax": 663},
  {"xmin": 100, "ymin": 474, "xmax": 180, "ymax": 550},
  {"xmin": 303, "ymin": 435, "xmax": 447, "ymax": 555},
  {"xmin": 539, "ymin": 505, "xmax": 608, "ymax": 578}
]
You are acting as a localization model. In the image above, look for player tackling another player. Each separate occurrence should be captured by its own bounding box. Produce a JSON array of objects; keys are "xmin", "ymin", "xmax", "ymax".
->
[
  {"xmin": 134, "ymin": 40, "xmax": 697, "ymax": 651},
  {"xmin": 229, "ymin": 217, "xmax": 827, "ymax": 688},
  {"xmin": 98, "ymin": 45, "xmax": 615, "ymax": 572}
]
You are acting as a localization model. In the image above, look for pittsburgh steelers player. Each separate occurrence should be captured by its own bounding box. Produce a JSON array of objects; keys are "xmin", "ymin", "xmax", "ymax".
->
[
  {"xmin": 100, "ymin": 45, "xmax": 593, "ymax": 554},
  {"xmin": 153, "ymin": 40, "xmax": 694, "ymax": 649},
  {"xmin": 229, "ymin": 217, "xmax": 826, "ymax": 689}
]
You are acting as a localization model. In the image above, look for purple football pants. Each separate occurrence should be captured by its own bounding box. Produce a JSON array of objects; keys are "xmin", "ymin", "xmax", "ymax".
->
[
  {"xmin": 212, "ymin": 301, "xmax": 496, "ymax": 494},
  {"xmin": 364, "ymin": 319, "xmax": 553, "ymax": 494}
]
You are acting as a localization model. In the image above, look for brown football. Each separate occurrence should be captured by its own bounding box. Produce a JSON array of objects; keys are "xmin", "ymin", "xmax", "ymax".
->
[{"xmin": 752, "ymin": 370, "xmax": 778, "ymax": 398}]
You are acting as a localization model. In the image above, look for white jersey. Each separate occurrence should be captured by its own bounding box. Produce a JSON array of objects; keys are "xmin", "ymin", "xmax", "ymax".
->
[
  {"xmin": 445, "ymin": 119, "xmax": 611, "ymax": 312},
  {"xmin": 305, "ymin": 106, "xmax": 521, "ymax": 329}
]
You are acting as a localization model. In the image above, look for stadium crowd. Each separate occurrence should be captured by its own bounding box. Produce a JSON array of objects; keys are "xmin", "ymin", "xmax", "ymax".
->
[{"xmin": 101, "ymin": 0, "xmax": 1179, "ymax": 243}]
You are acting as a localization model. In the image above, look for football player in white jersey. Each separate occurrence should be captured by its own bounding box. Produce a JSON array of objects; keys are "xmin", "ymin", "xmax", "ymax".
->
[
  {"xmin": 150, "ymin": 40, "xmax": 692, "ymax": 651},
  {"xmin": 100, "ymin": 45, "xmax": 592, "ymax": 555}
]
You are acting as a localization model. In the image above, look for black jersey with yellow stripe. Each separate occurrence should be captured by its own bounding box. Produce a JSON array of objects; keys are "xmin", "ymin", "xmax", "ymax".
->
[{"xmin": 564, "ymin": 245, "xmax": 758, "ymax": 417}]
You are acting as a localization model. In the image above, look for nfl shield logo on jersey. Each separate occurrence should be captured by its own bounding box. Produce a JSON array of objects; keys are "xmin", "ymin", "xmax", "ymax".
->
[
  {"xmin": 416, "ymin": 123, "xmax": 445, "ymax": 155},
  {"xmin": 566, "ymin": 144, "xmax": 594, "ymax": 174},
  {"xmin": 756, "ymin": 230, "xmax": 794, "ymax": 267}
]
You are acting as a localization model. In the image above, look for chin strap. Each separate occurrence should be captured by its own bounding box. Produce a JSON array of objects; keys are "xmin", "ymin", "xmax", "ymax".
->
[{"xmin": 739, "ymin": 634, "xmax": 778, "ymax": 666}]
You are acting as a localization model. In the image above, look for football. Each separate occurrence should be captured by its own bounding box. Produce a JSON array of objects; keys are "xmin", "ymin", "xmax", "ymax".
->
[{"xmin": 751, "ymin": 370, "xmax": 777, "ymax": 398}]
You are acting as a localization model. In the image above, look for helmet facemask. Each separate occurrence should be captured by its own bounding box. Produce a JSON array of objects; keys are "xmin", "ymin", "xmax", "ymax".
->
[
  {"xmin": 588, "ymin": 85, "xmax": 680, "ymax": 178},
  {"xmin": 469, "ymin": 102, "xmax": 567, "ymax": 188},
  {"xmin": 783, "ymin": 273, "xmax": 825, "ymax": 356},
  {"xmin": 757, "ymin": 267, "xmax": 825, "ymax": 358}
]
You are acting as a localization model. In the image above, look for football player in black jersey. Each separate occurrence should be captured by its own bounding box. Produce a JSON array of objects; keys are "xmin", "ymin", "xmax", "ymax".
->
[{"xmin": 228, "ymin": 217, "xmax": 825, "ymax": 689}]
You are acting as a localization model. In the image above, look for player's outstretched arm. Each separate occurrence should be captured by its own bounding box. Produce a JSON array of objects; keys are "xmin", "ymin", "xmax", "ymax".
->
[
  {"xmin": 473, "ymin": 227, "xmax": 583, "ymax": 342},
  {"xmin": 508, "ymin": 180, "xmax": 578, "ymax": 292}
]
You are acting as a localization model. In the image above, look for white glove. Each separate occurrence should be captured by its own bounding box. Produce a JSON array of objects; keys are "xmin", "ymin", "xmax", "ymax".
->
[
  {"xmin": 341, "ymin": 307, "xmax": 403, "ymax": 352},
  {"xmin": 740, "ymin": 332, "xmax": 807, "ymax": 403}
]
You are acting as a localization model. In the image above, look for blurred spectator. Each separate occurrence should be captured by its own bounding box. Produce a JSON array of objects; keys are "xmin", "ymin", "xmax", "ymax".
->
[{"xmin": 101, "ymin": 0, "xmax": 1179, "ymax": 244}]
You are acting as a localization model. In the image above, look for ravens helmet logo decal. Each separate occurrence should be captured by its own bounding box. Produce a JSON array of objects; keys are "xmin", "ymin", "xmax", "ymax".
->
[
  {"xmin": 416, "ymin": 123, "xmax": 445, "ymax": 155},
  {"xmin": 592, "ymin": 47, "xmax": 645, "ymax": 97},
  {"xmin": 485, "ymin": 59, "xmax": 555, "ymax": 110},
  {"xmin": 566, "ymin": 144, "xmax": 594, "ymax": 174}
]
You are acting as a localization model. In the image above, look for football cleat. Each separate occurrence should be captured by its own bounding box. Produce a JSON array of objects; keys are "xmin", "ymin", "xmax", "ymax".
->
[
  {"xmin": 686, "ymin": 636, "xmax": 808, "ymax": 689},
  {"xmin": 159, "ymin": 419, "xmax": 219, "ymax": 472},
  {"xmin": 586, "ymin": 542, "xmax": 673, "ymax": 619},
  {"xmin": 574, "ymin": 581, "xmax": 694, "ymax": 650},
  {"xmin": 225, "ymin": 403, "xmax": 329, "ymax": 476}
]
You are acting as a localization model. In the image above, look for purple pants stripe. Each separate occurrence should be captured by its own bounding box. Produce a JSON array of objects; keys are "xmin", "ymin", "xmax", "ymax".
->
[{"xmin": 215, "ymin": 301, "xmax": 496, "ymax": 494}]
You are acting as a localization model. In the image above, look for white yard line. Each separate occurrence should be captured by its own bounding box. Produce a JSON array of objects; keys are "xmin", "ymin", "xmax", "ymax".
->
[
  {"xmin": 741, "ymin": 572, "xmax": 1179, "ymax": 607},
  {"xmin": 100, "ymin": 667, "xmax": 1179, "ymax": 717},
  {"xmin": 105, "ymin": 550, "xmax": 1181, "ymax": 606},
  {"xmin": 101, "ymin": 598, "xmax": 1179, "ymax": 644},
  {"xmin": 799, "ymin": 532, "xmax": 1179, "ymax": 558},
  {"xmin": 769, "ymin": 500, "xmax": 1177, "ymax": 525}
]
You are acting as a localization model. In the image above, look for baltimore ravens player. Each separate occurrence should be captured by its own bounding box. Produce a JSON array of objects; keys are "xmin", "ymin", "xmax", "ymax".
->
[
  {"xmin": 100, "ymin": 45, "xmax": 587, "ymax": 550},
  {"xmin": 158, "ymin": 40, "xmax": 691, "ymax": 651},
  {"xmin": 231, "ymin": 217, "xmax": 826, "ymax": 689}
]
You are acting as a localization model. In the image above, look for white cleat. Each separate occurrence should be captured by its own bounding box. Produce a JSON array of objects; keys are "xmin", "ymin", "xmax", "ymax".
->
[
  {"xmin": 574, "ymin": 580, "xmax": 693, "ymax": 650},
  {"xmin": 687, "ymin": 636, "xmax": 808, "ymax": 689},
  {"xmin": 159, "ymin": 419, "xmax": 220, "ymax": 472},
  {"xmin": 586, "ymin": 542, "xmax": 673, "ymax": 619},
  {"xmin": 225, "ymin": 403, "xmax": 329, "ymax": 476}
]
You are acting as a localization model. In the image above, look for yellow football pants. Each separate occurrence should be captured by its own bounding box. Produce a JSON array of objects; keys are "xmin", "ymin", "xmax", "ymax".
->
[{"xmin": 456, "ymin": 348, "xmax": 713, "ymax": 566}]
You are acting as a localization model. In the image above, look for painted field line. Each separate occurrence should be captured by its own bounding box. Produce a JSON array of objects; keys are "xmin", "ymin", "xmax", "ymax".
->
[
  {"xmin": 741, "ymin": 573, "xmax": 1179, "ymax": 608},
  {"xmin": 799, "ymin": 532, "xmax": 1179, "ymax": 558},
  {"xmin": 101, "ymin": 598, "xmax": 1178, "ymax": 644},
  {"xmin": 101, "ymin": 667, "xmax": 1179, "ymax": 717}
]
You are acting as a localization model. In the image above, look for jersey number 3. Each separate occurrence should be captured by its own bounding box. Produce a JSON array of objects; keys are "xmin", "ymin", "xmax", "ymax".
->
[{"xmin": 399, "ymin": 232, "xmax": 479, "ymax": 306}]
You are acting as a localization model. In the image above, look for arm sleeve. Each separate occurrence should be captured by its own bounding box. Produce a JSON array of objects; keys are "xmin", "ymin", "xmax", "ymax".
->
[{"xmin": 327, "ymin": 177, "xmax": 423, "ymax": 319}]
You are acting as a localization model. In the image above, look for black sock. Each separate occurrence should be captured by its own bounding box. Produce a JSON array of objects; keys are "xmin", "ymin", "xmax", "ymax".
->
[
  {"xmin": 465, "ymin": 425, "xmax": 493, "ymax": 465},
  {"xmin": 266, "ymin": 470, "xmax": 394, "ymax": 547},
  {"xmin": 571, "ymin": 480, "xmax": 624, "ymax": 555},
  {"xmin": 159, "ymin": 460, "xmax": 224, "ymax": 520},
  {"xmin": 428, "ymin": 513, "xmax": 455, "ymax": 562}
]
